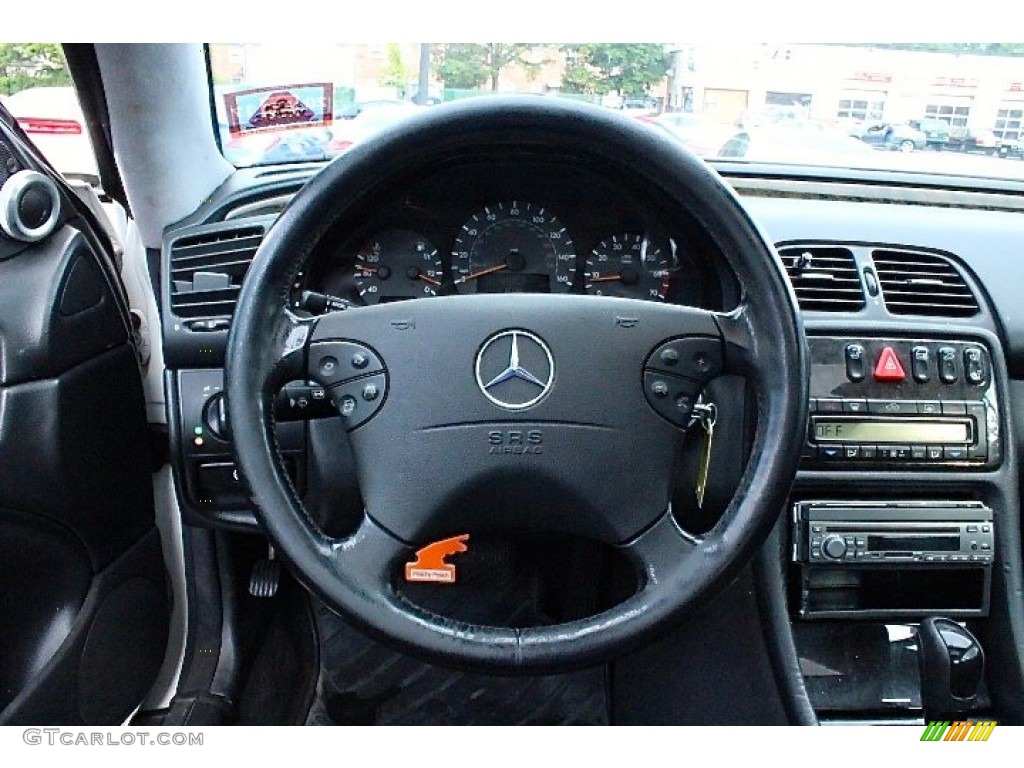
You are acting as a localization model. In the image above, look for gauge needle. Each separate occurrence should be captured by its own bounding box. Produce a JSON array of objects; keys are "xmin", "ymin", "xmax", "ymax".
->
[
  {"xmin": 417, "ymin": 273, "xmax": 441, "ymax": 286},
  {"xmin": 589, "ymin": 274, "xmax": 623, "ymax": 282},
  {"xmin": 455, "ymin": 263, "xmax": 509, "ymax": 283}
]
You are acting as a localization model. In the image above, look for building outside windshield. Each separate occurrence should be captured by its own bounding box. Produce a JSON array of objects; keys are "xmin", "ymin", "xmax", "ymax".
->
[
  {"xmin": 5, "ymin": 43, "xmax": 1024, "ymax": 179},
  {"xmin": 203, "ymin": 43, "xmax": 1024, "ymax": 177}
]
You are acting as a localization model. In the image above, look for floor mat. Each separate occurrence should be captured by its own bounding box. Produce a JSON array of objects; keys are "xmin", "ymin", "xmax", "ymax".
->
[{"xmin": 305, "ymin": 541, "xmax": 609, "ymax": 725}]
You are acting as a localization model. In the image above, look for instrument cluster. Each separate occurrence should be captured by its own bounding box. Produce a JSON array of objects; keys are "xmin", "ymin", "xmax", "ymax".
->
[{"xmin": 298, "ymin": 162, "xmax": 722, "ymax": 311}]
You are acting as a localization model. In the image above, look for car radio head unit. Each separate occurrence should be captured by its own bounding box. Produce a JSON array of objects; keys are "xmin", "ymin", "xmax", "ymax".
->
[
  {"xmin": 791, "ymin": 500, "xmax": 994, "ymax": 619},
  {"xmin": 792, "ymin": 500, "xmax": 994, "ymax": 565}
]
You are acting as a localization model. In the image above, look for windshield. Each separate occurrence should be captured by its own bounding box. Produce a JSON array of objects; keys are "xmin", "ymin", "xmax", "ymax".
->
[{"xmin": 208, "ymin": 43, "xmax": 1024, "ymax": 180}]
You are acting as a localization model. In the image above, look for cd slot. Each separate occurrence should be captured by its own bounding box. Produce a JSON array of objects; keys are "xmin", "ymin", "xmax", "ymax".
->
[{"xmin": 827, "ymin": 524, "xmax": 960, "ymax": 533}]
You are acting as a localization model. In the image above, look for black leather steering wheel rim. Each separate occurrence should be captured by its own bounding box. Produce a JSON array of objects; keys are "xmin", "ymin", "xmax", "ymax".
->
[{"xmin": 226, "ymin": 96, "xmax": 808, "ymax": 672}]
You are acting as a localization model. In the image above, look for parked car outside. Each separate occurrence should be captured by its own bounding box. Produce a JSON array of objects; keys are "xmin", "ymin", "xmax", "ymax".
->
[
  {"xmin": 947, "ymin": 126, "xmax": 1000, "ymax": 154},
  {"xmin": 335, "ymin": 99, "xmax": 415, "ymax": 120},
  {"xmin": 4, "ymin": 86, "xmax": 98, "ymax": 177},
  {"xmin": 620, "ymin": 96, "xmax": 658, "ymax": 116},
  {"xmin": 848, "ymin": 121, "xmax": 926, "ymax": 152},
  {"xmin": 718, "ymin": 125, "xmax": 876, "ymax": 164},
  {"xmin": 644, "ymin": 112, "xmax": 734, "ymax": 157},
  {"xmin": 326, "ymin": 101, "xmax": 423, "ymax": 155},
  {"xmin": 997, "ymin": 137, "xmax": 1024, "ymax": 160},
  {"xmin": 906, "ymin": 117, "xmax": 950, "ymax": 149}
]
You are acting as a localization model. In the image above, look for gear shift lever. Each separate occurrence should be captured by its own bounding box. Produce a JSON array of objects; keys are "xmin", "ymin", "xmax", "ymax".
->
[{"xmin": 918, "ymin": 617, "xmax": 985, "ymax": 719}]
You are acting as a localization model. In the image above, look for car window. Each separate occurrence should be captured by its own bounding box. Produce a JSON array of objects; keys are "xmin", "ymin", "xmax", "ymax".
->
[
  {"xmin": 208, "ymin": 43, "xmax": 1024, "ymax": 179},
  {"xmin": 0, "ymin": 44, "xmax": 99, "ymax": 180}
]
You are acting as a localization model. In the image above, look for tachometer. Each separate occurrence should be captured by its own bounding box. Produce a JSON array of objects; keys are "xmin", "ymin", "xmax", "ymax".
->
[
  {"xmin": 584, "ymin": 234, "xmax": 670, "ymax": 301},
  {"xmin": 451, "ymin": 201, "xmax": 575, "ymax": 294},
  {"xmin": 353, "ymin": 230, "xmax": 442, "ymax": 304}
]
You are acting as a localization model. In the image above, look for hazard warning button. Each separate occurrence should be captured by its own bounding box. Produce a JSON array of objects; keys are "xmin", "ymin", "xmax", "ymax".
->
[{"xmin": 873, "ymin": 346, "xmax": 906, "ymax": 382}]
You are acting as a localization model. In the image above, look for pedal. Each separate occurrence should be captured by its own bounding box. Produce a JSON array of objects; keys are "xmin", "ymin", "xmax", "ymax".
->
[{"xmin": 249, "ymin": 545, "xmax": 281, "ymax": 598}]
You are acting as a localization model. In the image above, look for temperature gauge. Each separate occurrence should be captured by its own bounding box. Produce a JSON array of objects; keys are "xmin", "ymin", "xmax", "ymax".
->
[{"xmin": 353, "ymin": 230, "xmax": 443, "ymax": 304}]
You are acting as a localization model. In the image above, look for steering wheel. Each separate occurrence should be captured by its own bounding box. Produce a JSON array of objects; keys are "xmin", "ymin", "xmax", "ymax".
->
[{"xmin": 226, "ymin": 97, "xmax": 807, "ymax": 672}]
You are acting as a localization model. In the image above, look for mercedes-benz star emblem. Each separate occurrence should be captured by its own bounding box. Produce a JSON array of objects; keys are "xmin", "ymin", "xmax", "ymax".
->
[{"xmin": 475, "ymin": 330, "xmax": 554, "ymax": 410}]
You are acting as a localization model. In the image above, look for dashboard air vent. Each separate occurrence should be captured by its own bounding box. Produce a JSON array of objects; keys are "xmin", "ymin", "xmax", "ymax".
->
[
  {"xmin": 168, "ymin": 225, "xmax": 264, "ymax": 320},
  {"xmin": 872, "ymin": 249, "xmax": 979, "ymax": 318},
  {"xmin": 778, "ymin": 246, "xmax": 865, "ymax": 312}
]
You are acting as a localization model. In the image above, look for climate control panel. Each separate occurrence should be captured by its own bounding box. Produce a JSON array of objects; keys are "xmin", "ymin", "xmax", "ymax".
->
[{"xmin": 802, "ymin": 337, "xmax": 1000, "ymax": 470}]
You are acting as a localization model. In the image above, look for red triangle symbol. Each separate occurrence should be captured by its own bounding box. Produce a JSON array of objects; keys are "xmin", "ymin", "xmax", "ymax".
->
[{"xmin": 873, "ymin": 347, "xmax": 906, "ymax": 382}]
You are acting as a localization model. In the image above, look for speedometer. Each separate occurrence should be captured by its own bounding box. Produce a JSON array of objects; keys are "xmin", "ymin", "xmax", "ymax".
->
[{"xmin": 451, "ymin": 201, "xmax": 576, "ymax": 294}]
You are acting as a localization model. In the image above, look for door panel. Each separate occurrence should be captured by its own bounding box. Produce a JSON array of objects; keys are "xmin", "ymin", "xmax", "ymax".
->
[{"xmin": 0, "ymin": 125, "xmax": 168, "ymax": 724}]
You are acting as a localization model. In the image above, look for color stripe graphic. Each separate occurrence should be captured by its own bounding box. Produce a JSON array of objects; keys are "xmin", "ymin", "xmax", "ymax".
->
[{"xmin": 920, "ymin": 721, "xmax": 996, "ymax": 741}]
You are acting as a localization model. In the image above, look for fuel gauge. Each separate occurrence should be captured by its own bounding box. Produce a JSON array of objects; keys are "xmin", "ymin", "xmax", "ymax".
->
[{"xmin": 353, "ymin": 230, "xmax": 443, "ymax": 304}]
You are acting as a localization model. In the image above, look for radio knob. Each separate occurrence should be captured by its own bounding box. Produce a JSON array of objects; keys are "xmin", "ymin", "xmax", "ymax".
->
[{"xmin": 822, "ymin": 535, "xmax": 848, "ymax": 560}]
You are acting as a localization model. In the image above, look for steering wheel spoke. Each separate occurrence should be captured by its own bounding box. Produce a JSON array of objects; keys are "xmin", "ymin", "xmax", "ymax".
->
[
  {"xmin": 713, "ymin": 303, "xmax": 759, "ymax": 377},
  {"xmin": 329, "ymin": 513, "xmax": 412, "ymax": 596},
  {"xmin": 618, "ymin": 510, "xmax": 702, "ymax": 590}
]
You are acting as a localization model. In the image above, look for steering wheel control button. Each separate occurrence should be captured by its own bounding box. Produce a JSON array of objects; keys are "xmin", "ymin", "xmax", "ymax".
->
[
  {"xmin": 963, "ymin": 346, "xmax": 987, "ymax": 385},
  {"xmin": 310, "ymin": 341, "xmax": 385, "ymax": 385},
  {"xmin": 873, "ymin": 346, "xmax": 906, "ymax": 382},
  {"xmin": 650, "ymin": 380, "xmax": 670, "ymax": 398},
  {"xmin": 844, "ymin": 343, "xmax": 867, "ymax": 382},
  {"xmin": 675, "ymin": 394, "xmax": 694, "ymax": 414},
  {"xmin": 475, "ymin": 330, "xmax": 554, "ymax": 410},
  {"xmin": 938, "ymin": 346, "xmax": 958, "ymax": 383},
  {"xmin": 329, "ymin": 373, "xmax": 387, "ymax": 429},
  {"xmin": 646, "ymin": 338, "xmax": 722, "ymax": 380},
  {"xmin": 643, "ymin": 371, "xmax": 700, "ymax": 427},
  {"xmin": 911, "ymin": 345, "xmax": 931, "ymax": 383},
  {"xmin": 642, "ymin": 337, "xmax": 723, "ymax": 426},
  {"xmin": 319, "ymin": 356, "xmax": 338, "ymax": 376},
  {"xmin": 276, "ymin": 383, "xmax": 337, "ymax": 421}
]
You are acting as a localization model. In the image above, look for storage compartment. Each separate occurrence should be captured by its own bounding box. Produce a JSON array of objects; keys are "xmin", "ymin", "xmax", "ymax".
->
[
  {"xmin": 796, "ymin": 565, "xmax": 989, "ymax": 619},
  {"xmin": 794, "ymin": 622, "xmax": 923, "ymax": 716}
]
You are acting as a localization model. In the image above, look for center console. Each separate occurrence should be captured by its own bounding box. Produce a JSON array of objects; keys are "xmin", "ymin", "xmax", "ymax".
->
[{"xmin": 788, "ymin": 332, "xmax": 1005, "ymax": 721}]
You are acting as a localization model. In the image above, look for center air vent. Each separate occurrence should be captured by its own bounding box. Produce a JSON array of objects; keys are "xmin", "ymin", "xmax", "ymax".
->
[
  {"xmin": 872, "ymin": 249, "xmax": 979, "ymax": 318},
  {"xmin": 168, "ymin": 225, "xmax": 265, "ymax": 321},
  {"xmin": 778, "ymin": 246, "xmax": 865, "ymax": 312}
]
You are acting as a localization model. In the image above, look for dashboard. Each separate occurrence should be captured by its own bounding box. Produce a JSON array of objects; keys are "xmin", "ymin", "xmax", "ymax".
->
[
  {"xmin": 160, "ymin": 157, "xmax": 1024, "ymax": 725},
  {"xmin": 293, "ymin": 159, "xmax": 726, "ymax": 312}
]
